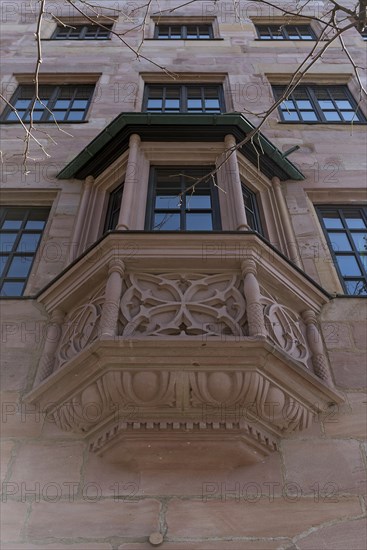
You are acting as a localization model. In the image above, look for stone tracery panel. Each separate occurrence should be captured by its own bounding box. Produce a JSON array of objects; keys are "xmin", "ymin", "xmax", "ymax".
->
[
  {"xmin": 56, "ymin": 285, "xmax": 105, "ymax": 369},
  {"xmin": 260, "ymin": 288, "xmax": 310, "ymax": 368},
  {"xmin": 119, "ymin": 272, "xmax": 247, "ymax": 337}
]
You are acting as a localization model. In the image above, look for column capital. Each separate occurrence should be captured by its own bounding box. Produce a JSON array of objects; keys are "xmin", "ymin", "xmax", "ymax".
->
[
  {"xmin": 271, "ymin": 176, "xmax": 282, "ymax": 188},
  {"xmin": 301, "ymin": 309, "xmax": 317, "ymax": 326},
  {"xmin": 241, "ymin": 258, "xmax": 257, "ymax": 276},
  {"xmin": 129, "ymin": 133, "xmax": 141, "ymax": 147},
  {"xmin": 85, "ymin": 175, "xmax": 94, "ymax": 187},
  {"xmin": 224, "ymin": 134, "xmax": 236, "ymax": 149},
  {"xmin": 107, "ymin": 258, "xmax": 125, "ymax": 277}
]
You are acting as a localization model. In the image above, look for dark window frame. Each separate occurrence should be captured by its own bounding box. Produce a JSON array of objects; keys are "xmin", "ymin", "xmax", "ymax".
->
[
  {"xmin": 0, "ymin": 207, "xmax": 49, "ymax": 297},
  {"xmin": 316, "ymin": 205, "xmax": 367, "ymax": 296},
  {"xmin": 145, "ymin": 166, "xmax": 222, "ymax": 231},
  {"xmin": 143, "ymin": 84, "xmax": 225, "ymax": 114},
  {"xmin": 0, "ymin": 84, "xmax": 95, "ymax": 123},
  {"xmin": 361, "ymin": 29, "xmax": 367, "ymax": 41},
  {"xmin": 104, "ymin": 183, "xmax": 124, "ymax": 232},
  {"xmin": 51, "ymin": 23, "xmax": 113, "ymax": 40},
  {"xmin": 256, "ymin": 24, "xmax": 316, "ymax": 40},
  {"xmin": 242, "ymin": 184, "xmax": 263, "ymax": 234},
  {"xmin": 154, "ymin": 23, "xmax": 214, "ymax": 39},
  {"xmin": 273, "ymin": 84, "xmax": 366, "ymax": 123}
]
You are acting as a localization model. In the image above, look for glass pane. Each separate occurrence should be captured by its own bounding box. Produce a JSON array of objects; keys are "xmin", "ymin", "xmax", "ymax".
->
[
  {"xmin": 31, "ymin": 111, "xmax": 43, "ymax": 121},
  {"xmin": 341, "ymin": 111, "xmax": 356, "ymax": 121},
  {"xmin": 72, "ymin": 100, "xmax": 88, "ymax": 109},
  {"xmin": 16, "ymin": 233, "xmax": 41, "ymax": 252},
  {"xmin": 186, "ymin": 213, "xmax": 213, "ymax": 230},
  {"xmin": 335, "ymin": 100, "xmax": 352, "ymax": 109},
  {"xmin": 319, "ymin": 100, "xmax": 334, "ymax": 109},
  {"xmin": 147, "ymin": 99, "xmax": 163, "ymax": 109},
  {"xmin": 67, "ymin": 111, "xmax": 85, "ymax": 121},
  {"xmin": 345, "ymin": 217, "xmax": 366, "ymax": 229},
  {"xmin": 322, "ymin": 215, "xmax": 343, "ymax": 229},
  {"xmin": 351, "ymin": 233, "xmax": 367, "ymax": 252},
  {"xmin": 2, "ymin": 212, "xmax": 24, "ymax": 229},
  {"xmin": 0, "ymin": 255, "xmax": 9, "ymax": 276},
  {"xmin": 54, "ymin": 111, "xmax": 67, "ymax": 121},
  {"xmin": 25, "ymin": 220, "xmax": 46, "ymax": 229},
  {"xmin": 282, "ymin": 100, "xmax": 295, "ymax": 109},
  {"xmin": 6, "ymin": 112, "xmax": 20, "ymax": 121},
  {"xmin": 328, "ymin": 232, "xmax": 352, "ymax": 251},
  {"xmin": 186, "ymin": 195, "xmax": 211, "ymax": 209},
  {"xmin": 154, "ymin": 213, "xmax": 180, "ymax": 230},
  {"xmin": 155, "ymin": 196, "xmax": 180, "ymax": 209},
  {"xmin": 344, "ymin": 280, "xmax": 367, "ymax": 296},
  {"xmin": 336, "ymin": 255, "xmax": 362, "ymax": 276},
  {"xmin": 205, "ymin": 99, "xmax": 220, "ymax": 109},
  {"xmin": 165, "ymin": 99, "xmax": 180, "ymax": 109},
  {"xmin": 282, "ymin": 111, "xmax": 300, "ymax": 121},
  {"xmin": 0, "ymin": 233, "xmax": 18, "ymax": 250},
  {"xmin": 54, "ymin": 100, "xmax": 70, "ymax": 109},
  {"xmin": 7, "ymin": 256, "xmax": 33, "ymax": 277},
  {"xmin": 324, "ymin": 111, "xmax": 341, "ymax": 121},
  {"xmin": 187, "ymin": 99, "xmax": 202, "ymax": 109},
  {"xmin": 296, "ymin": 100, "xmax": 312, "ymax": 109},
  {"xmin": 300, "ymin": 111, "xmax": 318, "ymax": 121},
  {"xmin": 0, "ymin": 282, "xmax": 25, "ymax": 296},
  {"xmin": 15, "ymin": 99, "xmax": 31, "ymax": 109}
]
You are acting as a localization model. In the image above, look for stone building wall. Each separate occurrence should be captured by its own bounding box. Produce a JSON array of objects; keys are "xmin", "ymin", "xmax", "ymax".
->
[{"xmin": 1, "ymin": 1, "xmax": 366, "ymax": 548}]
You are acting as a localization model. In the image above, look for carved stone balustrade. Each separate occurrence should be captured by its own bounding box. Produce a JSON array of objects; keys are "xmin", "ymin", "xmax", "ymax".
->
[{"xmin": 26, "ymin": 233, "xmax": 343, "ymax": 466}]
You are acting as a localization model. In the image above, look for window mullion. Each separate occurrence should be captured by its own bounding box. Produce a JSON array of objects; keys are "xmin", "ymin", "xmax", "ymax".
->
[{"xmin": 309, "ymin": 87, "xmax": 323, "ymax": 122}]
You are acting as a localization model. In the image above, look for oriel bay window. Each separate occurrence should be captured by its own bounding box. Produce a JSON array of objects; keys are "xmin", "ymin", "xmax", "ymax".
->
[
  {"xmin": 146, "ymin": 167, "xmax": 221, "ymax": 231},
  {"xmin": 317, "ymin": 206, "xmax": 367, "ymax": 295},
  {"xmin": 143, "ymin": 85, "xmax": 224, "ymax": 113},
  {"xmin": 0, "ymin": 207, "xmax": 49, "ymax": 296}
]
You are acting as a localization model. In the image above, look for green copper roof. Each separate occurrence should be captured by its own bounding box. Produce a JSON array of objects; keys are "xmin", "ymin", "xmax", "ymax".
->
[{"xmin": 57, "ymin": 113, "xmax": 304, "ymax": 181}]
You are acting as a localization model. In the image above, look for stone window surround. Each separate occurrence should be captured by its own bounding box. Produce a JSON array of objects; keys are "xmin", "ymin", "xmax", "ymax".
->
[
  {"xmin": 147, "ymin": 16, "xmax": 220, "ymax": 40},
  {"xmin": 250, "ymin": 16, "xmax": 323, "ymax": 42},
  {"xmin": 0, "ymin": 190, "xmax": 59, "ymax": 296},
  {"xmin": 71, "ymin": 139, "xmax": 296, "ymax": 266},
  {"xmin": 137, "ymin": 72, "xmax": 234, "ymax": 114},
  {"xmin": 265, "ymin": 73, "xmax": 367, "ymax": 122},
  {"xmin": 40, "ymin": 16, "xmax": 118, "ymax": 40},
  {"xmin": 306, "ymin": 190, "xmax": 367, "ymax": 294}
]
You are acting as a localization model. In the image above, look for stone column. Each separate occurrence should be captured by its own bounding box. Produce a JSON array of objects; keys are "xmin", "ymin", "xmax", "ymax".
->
[
  {"xmin": 241, "ymin": 258, "xmax": 267, "ymax": 337},
  {"xmin": 302, "ymin": 310, "xmax": 333, "ymax": 385},
  {"xmin": 272, "ymin": 177, "xmax": 302, "ymax": 268},
  {"xmin": 224, "ymin": 134, "xmax": 249, "ymax": 231},
  {"xmin": 34, "ymin": 309, "xmax": 65, "ymax": 385},
  {"xmin": 116, "ymin": 134, "xmax": 141, "ymax": 230},
  {"xmin": 99, "ymin": 259, "xmax": 125, "ymax": 337},
  {"xmin": 68, "ymin": 175, "xmax": 94, "ymax": 263}
]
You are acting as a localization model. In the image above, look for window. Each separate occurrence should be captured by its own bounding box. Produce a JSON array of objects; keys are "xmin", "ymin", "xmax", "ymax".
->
[
  {"xmin": 104, "ymin": 183, "xmax": 124, "ymax": 231},
  {"xmin": 256, "ymin": 24, "xmax": 315, "ymax": 40},
  {"xmin": 242, "ymin": 184, "xmax": 263, "ymax": 234},
  {"xmin": 273, "ymin": 85, "xmax": 366, "ymax": 123},
  {"xmin": 317, "ymin": 206, "xmax": 367, "ymax": 296},
  {"xmin": 52, "ymin": 24, "xmax": 113, "ymax": 40},
  {"xmin": 0, "ymin": 207, "xmax": 49, "ymax": 297},
  {"xmin": 154, "ymin": 24, "xmax": 213, "ymax": 39},
  {"xmin": 361, "ymin": 29, "xmax": 367, "ymax": 41},
  {"xmin": 1, "ymin": 85, "xmax": 95, "ymax": 123},
  {"xmin": 146, "ymin": 167, "xmax": 221, "ymax": 231},
  {"xmin": 144, "ymin": 85, "xmax": 224, "ymax": 113}
]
